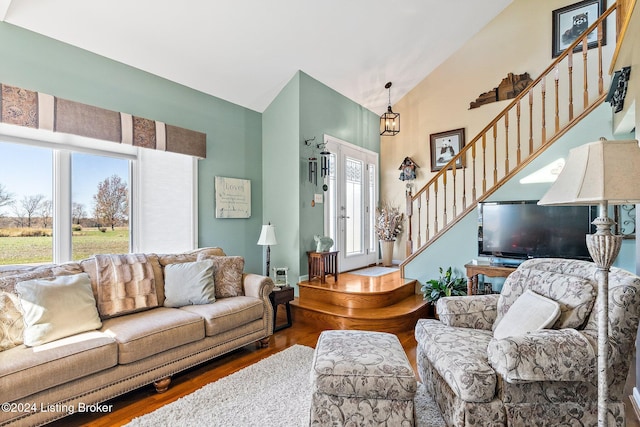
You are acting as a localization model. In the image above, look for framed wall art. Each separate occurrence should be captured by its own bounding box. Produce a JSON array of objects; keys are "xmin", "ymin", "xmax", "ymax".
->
[
  {"xmin": 552, "ymin": 0, "xmax": 606, "ymax": 58},
  {"xmin": 215, "ymin": 176, "xmax": 251, "ymax": 218},
  {"xmin": 430, "ymin": 128, "xmax": 465, "ymax": 172}
]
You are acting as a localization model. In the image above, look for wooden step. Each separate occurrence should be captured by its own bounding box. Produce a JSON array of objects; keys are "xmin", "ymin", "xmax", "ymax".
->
[
  {"xmin": 290, "ymin": 294, "xmax": 430, "ymax": 334},
  {"xmin": 292, "ymin": 269, "xmax": 431, "ymax": 333},
  {"xmin": 298, "ymin": 275, "xmax": 417, "ymax": 309}
]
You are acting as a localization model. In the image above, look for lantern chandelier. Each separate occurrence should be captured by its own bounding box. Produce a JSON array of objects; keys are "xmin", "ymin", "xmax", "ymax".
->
[{"xmin": 380, "ymin": 82, "xmax": 400, "ymax": 136}]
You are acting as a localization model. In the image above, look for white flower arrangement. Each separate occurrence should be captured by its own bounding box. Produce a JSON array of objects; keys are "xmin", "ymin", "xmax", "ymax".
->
[{"xmin": 375, "ymin": 202, "xmax": 405, "ymax": 241}]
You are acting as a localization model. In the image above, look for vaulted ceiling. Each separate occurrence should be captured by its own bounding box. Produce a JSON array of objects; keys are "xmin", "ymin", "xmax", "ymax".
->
[{"xmin": 0, "ymin": 0, "xmax": 513, "ymax": 114}]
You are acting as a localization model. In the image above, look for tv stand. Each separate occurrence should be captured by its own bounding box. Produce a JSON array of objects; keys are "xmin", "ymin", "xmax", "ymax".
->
[{"xmin": 464, "ymin": 261, "xmax": 517, "ymax": 295}]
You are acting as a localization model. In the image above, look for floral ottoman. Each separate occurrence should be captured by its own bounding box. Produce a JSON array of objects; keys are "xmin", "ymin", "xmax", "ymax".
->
[{"xmin": 309, "ymin": 330, "xmax": 417, "ymax": 426}]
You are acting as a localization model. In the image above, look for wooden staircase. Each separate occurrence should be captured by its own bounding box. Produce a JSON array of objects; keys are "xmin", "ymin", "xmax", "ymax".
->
[
  {"xmin": 291, "ymin": 269, "xmax": 430, "ymax": 333},
  {"xmin": 402, "ymin": 3, "xmax": 624, "ymax": 273}
]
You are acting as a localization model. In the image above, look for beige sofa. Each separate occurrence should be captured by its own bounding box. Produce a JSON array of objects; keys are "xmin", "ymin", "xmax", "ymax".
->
[
  {"xmin": 0, "ymin": 247, "xmax": 274, "ymax": 426},
  {"xmin": 415, "ymin": 258, "xmax": 640, "ymax": 426}
]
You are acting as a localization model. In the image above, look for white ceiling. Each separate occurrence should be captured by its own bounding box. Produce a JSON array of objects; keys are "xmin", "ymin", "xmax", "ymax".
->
[{"xmin": 0, "ymin": 0, "xmax": 512, "ymax": 114}]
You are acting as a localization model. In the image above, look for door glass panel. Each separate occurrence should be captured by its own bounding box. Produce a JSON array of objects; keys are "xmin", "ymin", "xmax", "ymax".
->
[
  {"xmin": 71, "ymin": 153, "xmax": 130, "ymax": 260},
  {"xmin": 0, "ymin": 142, "xmax": 53, "ymax": 265},
  {"xmin": 326, "ymin": 153, "xmax": 337, "ymax": 251},
  {"xmin": 345, "ymin": 156, "xmax": 363, "ymax": 256},
  {"xmin": 368, "ymin": 163, "xmax": 376, "ymax": 254}
]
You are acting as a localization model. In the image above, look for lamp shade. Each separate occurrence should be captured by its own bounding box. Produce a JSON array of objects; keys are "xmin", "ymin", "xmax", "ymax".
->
[
  {"xmin": 257, "ymin": 224, "xmax": 277, "ymax": 246},
  {"xmin": 538, "ymin": 139, "xmax": 640, "ymax": 206}
]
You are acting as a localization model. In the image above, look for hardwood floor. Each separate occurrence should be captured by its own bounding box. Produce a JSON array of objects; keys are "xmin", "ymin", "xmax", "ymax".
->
[
  {"xmin": 49, "ymin": 315, "xmax": 418, "ymax": 427},
  {"xmin": 48, "ymin": 270, "xmax": 640, "ymax": 427}
]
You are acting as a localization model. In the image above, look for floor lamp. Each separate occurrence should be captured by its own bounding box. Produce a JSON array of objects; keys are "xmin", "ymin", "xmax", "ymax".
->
[
  {"xmin": 257, "ymin": 223, "xmax": 277, "ymax": 277},
  {"xmin": 539, "ymin": 139, "xmax": 640, "ymax": 427}
]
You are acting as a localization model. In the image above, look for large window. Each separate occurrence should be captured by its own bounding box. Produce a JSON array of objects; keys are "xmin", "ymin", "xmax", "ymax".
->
[
  {"xmin": 0, "ymin": 143, "xmax": 53, "ymax": 264},
  {"xmin": 0, "ymin": 140, "xmax": 131, "ymax": 265},
  {"xmin": 71, "ymin": 152, "xmax": 130, "ymax": 260}
]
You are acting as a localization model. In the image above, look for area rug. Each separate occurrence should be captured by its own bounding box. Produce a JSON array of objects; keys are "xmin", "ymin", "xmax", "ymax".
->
[
  {"xmin": 350, "ymin": 266, "xmax": 399, "ymax": 277},
  {"xmin": 125, "ymin": 344, "xmax": 445, "ymax": 427}
]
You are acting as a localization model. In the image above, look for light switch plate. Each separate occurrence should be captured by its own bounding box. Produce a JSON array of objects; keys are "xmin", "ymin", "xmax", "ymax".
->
[{"xmin": 314, "ymin": 193, "xmax": 323, "ymax": 204}]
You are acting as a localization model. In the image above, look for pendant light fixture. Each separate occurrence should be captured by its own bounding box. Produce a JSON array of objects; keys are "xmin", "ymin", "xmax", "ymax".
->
[{"xmin": 380, "ymin": 82, "xmax": 400, "ymax": 136}]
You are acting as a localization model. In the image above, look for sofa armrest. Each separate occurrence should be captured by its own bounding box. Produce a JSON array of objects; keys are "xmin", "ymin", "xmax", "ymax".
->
[
  {"xmin": 436, "ymin": 294, "xmax": 499, "ymax": 330},
  {"xmin": 242, "ymin": 273, "xmax": 275, "ymax": 299},
  {"xmin": 487, "ymin": 328, "xmax": 596, "ymax": 383}
]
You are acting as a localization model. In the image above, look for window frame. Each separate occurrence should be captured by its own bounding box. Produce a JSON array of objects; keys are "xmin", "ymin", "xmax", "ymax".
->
[{"xmin": 0, "ymin": 125, "xmax": 137, "ymax": 265}]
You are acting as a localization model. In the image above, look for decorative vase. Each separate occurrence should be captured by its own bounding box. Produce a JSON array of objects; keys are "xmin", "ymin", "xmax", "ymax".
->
[{"xmin": 380, "ymin": 240, "xmax": 394, "ymax": 267}]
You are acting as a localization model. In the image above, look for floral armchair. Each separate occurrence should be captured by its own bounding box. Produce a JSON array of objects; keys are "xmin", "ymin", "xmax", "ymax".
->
[{"xmin": 414, "ymin": 258, "xmax": 640, "ymax": 426}]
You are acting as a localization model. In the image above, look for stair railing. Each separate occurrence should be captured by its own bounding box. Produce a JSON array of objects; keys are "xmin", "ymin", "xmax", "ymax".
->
[{"xmin": 403, "ymin": 3, "xmax": 618, "ymax": 266}]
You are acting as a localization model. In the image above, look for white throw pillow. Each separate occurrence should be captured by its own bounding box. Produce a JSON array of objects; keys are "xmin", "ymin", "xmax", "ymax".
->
[
  {"xmin": 163, "ymin": 260, "xmax": 216, "ymax": 307},
  {"xmin": 493, "ymin": 289, "xmax": 561, "ymax": 340},
  {"xmin": 16, "ymin": 273, "xmax": 102, "ymax": 347}
]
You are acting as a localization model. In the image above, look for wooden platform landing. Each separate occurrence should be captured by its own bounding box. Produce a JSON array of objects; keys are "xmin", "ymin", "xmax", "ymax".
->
[{"xmin": 290, "ymin": 268, "xmax": 430, "ymax": 333}]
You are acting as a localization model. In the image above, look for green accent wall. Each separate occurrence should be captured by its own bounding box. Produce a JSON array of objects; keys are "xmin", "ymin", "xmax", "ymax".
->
[
  {"xmin": 0, "ymin": 22, "xmax": 264, "ymax": 272},
  {"xmin": 298, "ymin": 72, "xmax": 380, "ymax": 275},
  {"xmin": 263, "ymin": 72, "xmax": 380, "ymax": 288},
  {"xmin": 262, "ymin": 73, "xmax": 301, "ymax": 279}
]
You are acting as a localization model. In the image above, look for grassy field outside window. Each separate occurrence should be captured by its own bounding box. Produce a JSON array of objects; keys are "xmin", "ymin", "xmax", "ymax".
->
[{"xmin": 0, "ymin": 227, "xmax": 129, "ymax": 265}]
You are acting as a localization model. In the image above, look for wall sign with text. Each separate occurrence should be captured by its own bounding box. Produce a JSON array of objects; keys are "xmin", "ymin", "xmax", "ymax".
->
[{"xmin": 215, "ymin": 176, "xmax": 251, "ymax": 218}]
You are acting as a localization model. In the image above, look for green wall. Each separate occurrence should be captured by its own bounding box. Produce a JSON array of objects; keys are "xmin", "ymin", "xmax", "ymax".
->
[
  {"xmin": 0, "ymin": 22, "xmax": 264, "ymax": 272},
  {"xmin": 263, "ymin": 72, "xmax": 380, "ymax": 288},
  {"xmin": 298, "ymin": 73, "xmax": 380, "ymax": 277},
  {"xmin": 262, "ymin": 73, "xmax": 301, "ymax": 279}
]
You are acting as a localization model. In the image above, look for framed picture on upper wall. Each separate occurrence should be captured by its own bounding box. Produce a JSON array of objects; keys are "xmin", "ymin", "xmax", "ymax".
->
[
  {"xmin": 430, "ymin": 128, "xmax": 465, "ymax": 172},
  {"xmin": 552, "ymin": 0, "xmax": 606, "ymax": 58}
]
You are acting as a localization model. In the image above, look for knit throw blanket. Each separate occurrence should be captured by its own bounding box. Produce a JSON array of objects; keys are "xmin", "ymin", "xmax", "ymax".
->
[{"xmin": 94, "ymin": 253, "xmax": 158, "ymax": 317}]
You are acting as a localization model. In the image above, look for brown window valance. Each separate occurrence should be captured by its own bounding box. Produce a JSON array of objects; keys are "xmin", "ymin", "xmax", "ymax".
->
[{"xmin": 0, "ymin": 83, "xmax": 206, "ymax": 158}]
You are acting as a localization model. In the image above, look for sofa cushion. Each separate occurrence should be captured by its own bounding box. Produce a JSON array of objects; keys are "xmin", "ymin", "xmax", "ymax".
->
[
  {"xmin": 157, "ymin": 247, "xmax": 226, "ymax": 267},
  {"xmin": 180, "ymin": 296, "xmax": 264, "ymax": 336},
  {"xmin": 16, "ymin": 273, "xmax": 102, "ymax": 346},
  {"xmin": 163, "ymin": 259, "xmax": 216, "ymax": 307},
  {"xmin": 0, "ymin": 331, "xmax": 117, "ymax": 403},
  {"xmin": 494, "ymin": 268, "xmax": 596, "ymax": 331},
  {"xmin": 156, "ymin": 248, "xmax": 226, "ymax": 304},
  {"xmin": 0, "ymin": 292, "xmax": 23, "ymax": 351},
  {"xmin": 197, "ymin": 254, "xmax": 245, "ymax": 298},
  {"xmin": 82, "ymin": 253, "xmax": 166, "ymax": 307},
  {"xmin": 100, "ymin": 307, "xmax": 204, "ymax": 364},
  {"xmin": 93, "ymin": 253, "xmax": 159, "ymax": 318},
  {"xmin": 0, "ymin": 263, "xmax": 83, "ymax": 292},
  {"xmin": 493, "ymin": 290, "xmax": 561, "ymax": 340},
  {"xmin": 0, "ymin": 262, "xmax": 84, "ymax": 351},
  {"xmin": 415, "ymin": 318, "xmax": 496, "ymax": 402}
]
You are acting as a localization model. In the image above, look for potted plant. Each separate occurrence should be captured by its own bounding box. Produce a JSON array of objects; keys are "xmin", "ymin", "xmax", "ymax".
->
[
  {"xmin": 421, "ymin": 267, "xmax": 467, "ymax": 315},
  {"xmin": 375, "ymin": 202, "xmax": 405, "ymax": 266}
]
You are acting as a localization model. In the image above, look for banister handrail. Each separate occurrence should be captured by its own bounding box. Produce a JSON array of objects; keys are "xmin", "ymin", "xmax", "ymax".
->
[
  {"xmin": 402, "ymin": 2, "xmax": 619, "ymax": 270},
  {"xmin": 410, "ymin": 4, "xmax": 616, "ymax": 202}
]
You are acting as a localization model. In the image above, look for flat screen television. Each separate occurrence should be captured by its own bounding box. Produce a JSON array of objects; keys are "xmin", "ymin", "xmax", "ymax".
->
[{"xmin": 478, "ymin": 200, "xmax": 594, "ymax": 262}]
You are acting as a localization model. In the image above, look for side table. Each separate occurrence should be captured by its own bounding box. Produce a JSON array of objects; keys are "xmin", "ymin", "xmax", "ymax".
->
[
  {"xmin": 307, "ymin": 251, "xmax": 339, "ymax": 283},
  {"xmin": 269, "ymin": 286, "xmax": 294, "ymax": 332},
  {"xmin": 464, "ymin": 261, "xmax": 516, "ymax": 295}
]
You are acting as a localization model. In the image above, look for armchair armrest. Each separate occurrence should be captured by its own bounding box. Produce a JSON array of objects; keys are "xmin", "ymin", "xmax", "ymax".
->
[
  {"xmin": 436, "ymin": 294, "xmax": 499, "ymax": 330},
  {"xmin": 488, "ymin": 328, "xmax": 596, "ymax": 383},
  {"xmin": 242, "ymin": 273, "xmax": 275, "ymax": 299}
]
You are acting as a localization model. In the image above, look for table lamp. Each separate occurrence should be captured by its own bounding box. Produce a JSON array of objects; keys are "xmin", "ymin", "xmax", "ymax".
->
[
  {"xmin": 257, "ymin": 222, "xmax": 277, "ymax": 276},
  {"xmin": 538, "ymin": 138, "xmax": 640, "ymax": 427}
]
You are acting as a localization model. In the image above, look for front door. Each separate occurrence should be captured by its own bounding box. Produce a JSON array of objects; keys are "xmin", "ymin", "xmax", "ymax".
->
[{"xmin": 323, "ymin": 135, "xmax": 378, "ymax": 271}]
